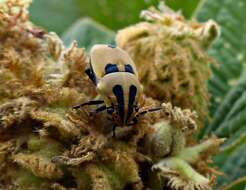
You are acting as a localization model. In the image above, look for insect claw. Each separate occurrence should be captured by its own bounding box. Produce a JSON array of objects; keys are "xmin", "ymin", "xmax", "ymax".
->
[{"xmin": 72, "ymin": 105, "xmax": 81, "ymax": 109}]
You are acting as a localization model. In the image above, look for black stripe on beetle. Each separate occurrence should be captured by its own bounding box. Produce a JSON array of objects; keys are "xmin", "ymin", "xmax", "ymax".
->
[
  {"xmin": 125, "ymin": 64, "xmax": 135, "ymax": 74},
  {"xmin": 126, "ymin": 85, "xmax": 137, "ymax": 123},
  {"xmin": 112, "ymin": 85, "xmax": 125, "ymax": 124},
  {"xmin": 105, "ymin": 63, "xmax": 119, "ymax": 74}
]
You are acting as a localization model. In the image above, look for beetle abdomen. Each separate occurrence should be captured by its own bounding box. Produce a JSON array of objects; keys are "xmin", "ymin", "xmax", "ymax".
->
[
  {"xmin": 112, "ymin": 85, "xmax": 125, "ymax": 124},
  {"xmin": 126, "ymin": 85, "xmax": 137, "ymax": 123}
]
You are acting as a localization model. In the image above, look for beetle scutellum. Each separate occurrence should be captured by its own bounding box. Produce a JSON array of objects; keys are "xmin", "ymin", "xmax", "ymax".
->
[{"xmin": 74, "ymin": 44, "xmax": 162, "ymax": 135}]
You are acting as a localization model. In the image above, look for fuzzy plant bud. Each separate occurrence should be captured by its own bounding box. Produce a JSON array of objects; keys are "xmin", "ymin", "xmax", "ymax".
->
[
  {"xmin": 143, "ymin": 121, "xmax": 185, "ymax": 159},
  {"xmin": 116, "ymin": 3, "xmax": 220, "ymax": 127},
  {"xmin": 146, "ymin": 120, "xmax": 224, "ymax": 190}
]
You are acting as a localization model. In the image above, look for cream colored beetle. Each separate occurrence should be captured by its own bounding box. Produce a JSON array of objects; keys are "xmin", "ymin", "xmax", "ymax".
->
[{"xmin": 74, "ymin": 44, "xmax": 161, "ymax": 134}]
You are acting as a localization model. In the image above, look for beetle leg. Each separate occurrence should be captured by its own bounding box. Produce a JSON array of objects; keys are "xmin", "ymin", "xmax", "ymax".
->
[
  {"xmin": 73, "ymin": 100, "xmax": 104, "ymax": 109},
  {"xmin": 89, "ymin": 105, "xmax": 107, "ymax": 116},
  {"xmin": 85, "ymin": 58, "xmax": 97, "ymax": 85},
  {"xmin": 85, "ymin": 67, "xmax": 97, "ymax": 85},
  {"xmin": 95, "ymin": 105, "xmax": 107, "ymax": 113}
]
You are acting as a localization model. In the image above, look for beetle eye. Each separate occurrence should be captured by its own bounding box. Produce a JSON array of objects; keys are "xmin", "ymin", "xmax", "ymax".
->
[{"xmin": 107, "ymin": 107, "xmax": 114, "ymax": 114}]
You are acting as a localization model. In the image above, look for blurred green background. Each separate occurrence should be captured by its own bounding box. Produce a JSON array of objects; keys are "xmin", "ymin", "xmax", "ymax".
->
[
  {"xmin": 28, "ymin": 0, "xmax": 246, "ymax": 189},
  {"xmin": 29, "ymin": 0, "xmax": 200, "ymax": 35},
  {"xmin": 29, "ymin": 0, "xmax": 201, "ymax": 48}
]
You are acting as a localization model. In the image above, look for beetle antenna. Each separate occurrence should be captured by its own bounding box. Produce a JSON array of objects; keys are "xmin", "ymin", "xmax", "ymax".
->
[{"xmin": 137, "ymin": 107, "xmax": 163, "ymax": 116}]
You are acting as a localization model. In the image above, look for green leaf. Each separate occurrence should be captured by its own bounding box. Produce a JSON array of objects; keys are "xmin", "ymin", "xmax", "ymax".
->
[
  {"xmin": 165, "ymin": 0, "xmax": 201, "ymax": 18},
  {"xmin": 221, "ymin": 126, "xmax": 246, "ymax": 153},
  {"xmin": 215, "ymin": 108, "xmax": 246, "ymax": 136},
  {"xmin": 61, "ymin": 18, "xmax": 115, "ymax": 50},
  {"xmin": 214, "ymin": 144, "xmax": 246, "ymax": 188},
  {"xmin": 220, "ymin": 177, "xmax": 246, "ymax": 190},
  {"xmin": 29, "ymin": 0, "xmax": 82, "ymax": 35},
  {"xmin": 29, "ymin": 0, "xmax": 201, "ymax": 34},
  {"xmin": 29, "ymin": 0, "xmax": 159, "ymax": 34},
  {"xmin": 201, "ymin": 78, "xmax": 246, "ymax": 136},
  {"xmin": 196, "ymin": 0, "xmax": 246, "ymax": 114},
  {"xmin": 196, "ymin": 1, "xmax": 246, "ymax": 188},
  {"xmin": 75, "ymin": 0, "xmax": 160, "ymax": 31},
  {"xmin": 199, "ymin": 78, "xmax": 246, "ymax": 188}
]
